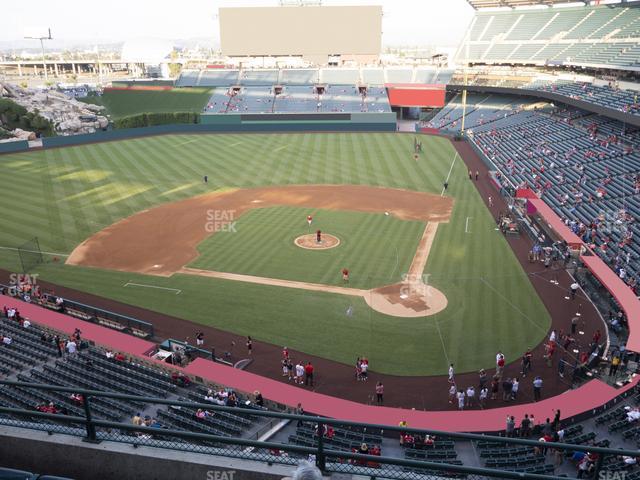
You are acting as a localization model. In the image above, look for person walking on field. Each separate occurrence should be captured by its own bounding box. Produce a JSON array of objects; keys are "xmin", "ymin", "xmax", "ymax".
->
[
  {"xmin": 246, "ymin": 336, "xmax": 252, "ymax": 355},
  {"xmin": 375, "ymin": 382, "xmax": 384, "ymax": 404},
  {"xmin": 307, "ymin": 215, "xmax": 313, "ymax": 227},
  {"xmin": 448, "ymin": 364, "xmax": 455, "ymax": 384}
]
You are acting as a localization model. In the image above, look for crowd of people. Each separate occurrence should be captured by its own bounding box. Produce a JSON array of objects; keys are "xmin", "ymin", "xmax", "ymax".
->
[{"xmin": 280, "ymin": 347, "xmax": 315, "ymax": 387}]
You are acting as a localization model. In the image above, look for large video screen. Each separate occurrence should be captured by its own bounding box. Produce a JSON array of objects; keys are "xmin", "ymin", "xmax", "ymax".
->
[{"xmin": 219, "ymin": 6, "xmax": 382, "ymax": 57}]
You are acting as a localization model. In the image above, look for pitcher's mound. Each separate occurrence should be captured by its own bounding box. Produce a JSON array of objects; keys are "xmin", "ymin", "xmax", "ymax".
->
[
  {"xmin": 365, "ymin": 282, "xmax": 448, "ymax": 317},
  {"xmin": 294, "ymin": 233, "xmax": 340, "ymax": 250}
]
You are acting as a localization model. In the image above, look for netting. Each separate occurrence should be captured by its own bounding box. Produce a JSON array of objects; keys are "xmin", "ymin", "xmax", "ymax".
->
[{"xmin": 17, "ymin": 237, "xmax": 44, "ymax": 273}]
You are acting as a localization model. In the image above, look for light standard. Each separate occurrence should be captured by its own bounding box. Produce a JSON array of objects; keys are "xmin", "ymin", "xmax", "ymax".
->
[{"xmin": 24, "ymin": 28, "xmax": 53, "ymax": 82}]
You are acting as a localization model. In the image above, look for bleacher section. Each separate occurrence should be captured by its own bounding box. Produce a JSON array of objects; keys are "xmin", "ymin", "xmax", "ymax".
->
[
  {"xmin": 442, "ymin": 94, "xmax": 640, "ymax": 289},
  {"xmin": 238, "ymin": 69, "xmax": 279, "ymax": 86},
  {"xmin": 0, "ymin": 315, "xmax": 264, "ymax": 444},
  {"xmin": 176, "ymin": 66, "xmax": 454, "ymax": 89},
  {"xmin": 534, "ymin": 82, "xmax": 639, "ymax": 116},
  {"xmin": 457, "ymin": 2, "xmax": 640, "ymax": 68},
  {"xmin": 198, "ymin": 70, "xmax": 240, "ymax": 87},
  {"xmin": 1, "ymin": 305, "xmax": 640, "ymax": 478},
  {"xmin": 203, "ymin": 85, "xmax": 392, "ymax": 114}
]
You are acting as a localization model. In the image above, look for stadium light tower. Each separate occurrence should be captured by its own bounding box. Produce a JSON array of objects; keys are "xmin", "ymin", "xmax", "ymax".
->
[{"xmin": 24, "ymin": 28, "xmax": 53, "ymax": 81}]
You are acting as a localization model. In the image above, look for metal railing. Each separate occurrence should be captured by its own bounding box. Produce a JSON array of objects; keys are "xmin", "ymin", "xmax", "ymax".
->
[
  {"xmin": 0, "ymin": 283, "xmax": 154, "ymax": 338},
  {"xmin": 0, "ymin": 380, "xmax": 638, "ymax": 480}
]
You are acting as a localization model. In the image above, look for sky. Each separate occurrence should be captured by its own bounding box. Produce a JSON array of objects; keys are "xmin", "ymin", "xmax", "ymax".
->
[{"xmin": 2, "ymin": 0, "xmax": 475, "ymax": 48}]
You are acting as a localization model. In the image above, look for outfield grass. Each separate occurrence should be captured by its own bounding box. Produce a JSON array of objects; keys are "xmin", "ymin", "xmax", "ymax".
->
[
  {"xmin": 81, "ymin": 88, "xmax": 212, "ymax": 119},
  {"xmin": 0, "ymin": 133, "xmax": 552, "ymax": 375},
  {"xmin": 190, "ymin": 206, "xmax": 425, "ymax": 289}
]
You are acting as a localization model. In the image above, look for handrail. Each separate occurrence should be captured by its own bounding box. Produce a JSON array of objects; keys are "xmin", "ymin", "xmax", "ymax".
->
[{"xmin": 1, "ymin": 380, "xmax": 638, "ymax": 461}]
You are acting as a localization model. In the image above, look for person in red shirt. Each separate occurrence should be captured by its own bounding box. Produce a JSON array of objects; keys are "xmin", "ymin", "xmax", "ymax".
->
[
  {"xmin": 342, "ymin": 268, "xmax": 349, "ymax": 283},
  {"xmin": 307, "ymin": 215, "xmax": 313, "ymax": 227},
  {"xmin": 593, "ymin": 329, "xmax": 601, "ymax": 344},
  {"xmin": 282, "ymin": 347, "xmax": 289, "ymax": 360},
  {"xmin": 304, "ymin": 362, "xmax": 314, "ymax": 387}
]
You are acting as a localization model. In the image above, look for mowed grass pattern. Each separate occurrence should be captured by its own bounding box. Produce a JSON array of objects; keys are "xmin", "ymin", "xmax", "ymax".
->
[
  {"xmin": 190, "ymin": 206, "xmax": 425, "ymax": 289},
  {"xmin": 0, "ymin": 133, "xmax": 551, "ymax": 375}
]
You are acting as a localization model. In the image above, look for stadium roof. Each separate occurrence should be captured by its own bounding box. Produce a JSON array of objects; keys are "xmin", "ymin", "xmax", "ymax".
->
[{"xmin": 466, "ymin": 0, "xmax": 587, "ymax": 9}]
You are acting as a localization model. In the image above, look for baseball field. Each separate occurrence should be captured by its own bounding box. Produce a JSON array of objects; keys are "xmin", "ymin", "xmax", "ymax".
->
[{"xmin": 0, "ymin": 132, "xmax": 551, "ymax": 375}]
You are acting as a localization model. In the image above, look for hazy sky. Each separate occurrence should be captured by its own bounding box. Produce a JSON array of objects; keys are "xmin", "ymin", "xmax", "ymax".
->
[{"xmin": 3, "ymin": 0, "xmax": 475, "ymax": 47}]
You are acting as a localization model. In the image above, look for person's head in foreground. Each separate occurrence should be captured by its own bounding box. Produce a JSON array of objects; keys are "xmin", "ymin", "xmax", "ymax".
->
[{"xmin": 291, "ymin": 461, "xmax": 322, "ymax": 480}]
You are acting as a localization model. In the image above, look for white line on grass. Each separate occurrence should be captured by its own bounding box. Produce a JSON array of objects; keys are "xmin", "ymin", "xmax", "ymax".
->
[
  {"xmin": 434, "ymin": 320, "xmax": 451, "ymax": 367},
  {"xmin": 441, "ymin": 151, "xmax": 459, "ymax": 196},
  {"xmin": 273, "ymin": 145, "xmax": 288, "ymax": 153},
  {"xmin": 465, "ymin": 217, "xmax": 472, "ymax": 233},
  {"xmin": 228, "ymin": 141, "xmax": 242, "ymax": 147},
  {"xmin": 173, "ymin": 139, "xmax": 198, "ymax": 148},
  {"xmin": 479, "ymin": 277, "xmax": 547, "ymax": 333},
  {"xmin": 0, "ymin": 246, "xmax": 69, "ymax": 257},
  {"xmin": 123, "ymin": 282, "xmax": 181, "ymax": 295}
]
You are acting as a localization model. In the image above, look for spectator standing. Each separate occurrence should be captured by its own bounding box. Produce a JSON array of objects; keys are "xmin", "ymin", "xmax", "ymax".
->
[
  {"xmin": 533, "ymin": 376, "xmax": 543, "ymax": 401},
  {"xmin": 506, "ymin": 416, "xmax": 515, "ymax": 437},
  {"xmin": 375, "ymin": 382, "xmax": 384, "ymax": 404},
  {"xmin": 502, "ymin": 377, "xmax": 513, "ymax": 401},
  {"xmin": 466, "ymin": 386, "xmax": 475, "ymax": 407},
  {"xmin": 609, "ymin": 354, "xmax": 621, "ymax": 377},
  {"xmin": 511, "ymin": 377, "xmax": 519, "ymax": 400},
  {"xmin": 448, "ymin": 383, "xmax": 457, "ymax": 404},
  {"xmin": 304, "ymin": 362, "xmax": 314, "ymax": 387}
]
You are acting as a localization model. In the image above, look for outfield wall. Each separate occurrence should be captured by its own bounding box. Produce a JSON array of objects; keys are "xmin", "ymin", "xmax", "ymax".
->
[
  {"xmin": 0, "ymin": 140, "xmax": 29, "ymax": 154},
  {"xmin": 40, "ymin": 114, "xmax": 396, "ymax": 148}
]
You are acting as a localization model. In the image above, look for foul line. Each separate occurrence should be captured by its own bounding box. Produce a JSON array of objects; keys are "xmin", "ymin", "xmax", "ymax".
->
[
  {"xmin": 123, "ymin": 282, "xmax": 182, "ymax": 295},
  {"xmin": 228, "ymin": 141, "xmax": 242, "ymax": 147},
  {"xmin": 173, "ymin": 139, "xmax": 198, "ymax": 148},
  {"xmin": 273, "ymin": 145, "xmax": 288, "ymax": 153},
  {"xmin": 479, "ymin": 277, "xmax": 547, "ymax": 333},
  {"xmin": 441, "ymin": 151, "xmax": 459, "ymax": 196},
  {"xmin": 434, "ymin": 320, "xmax": 451, "ymax": 367},
  {"xmin": 465, "ymin": 217, "xmax": 472, "ymax": 234},
  {"xmin": 0, "ymin": 246, "xmax": 69, "ymax": 257}
]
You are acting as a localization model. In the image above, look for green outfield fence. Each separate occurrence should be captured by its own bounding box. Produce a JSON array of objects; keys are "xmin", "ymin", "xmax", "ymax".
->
[
  {"xmin": 0, "ymin": 113, "xmax": 397, "ymax": 153},
  {"xmin": 0, "ymin": 140, "xmax": 29, "ymax": 154},
  {"xmin": 0, "ymin": 380, "xmax": 638, "ymax": 480}
]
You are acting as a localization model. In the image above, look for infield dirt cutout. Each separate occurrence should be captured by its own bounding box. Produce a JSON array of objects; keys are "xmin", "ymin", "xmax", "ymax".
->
[{"xmin": 67, "ymin": 185, "xmax": 453, "ymax": 317}]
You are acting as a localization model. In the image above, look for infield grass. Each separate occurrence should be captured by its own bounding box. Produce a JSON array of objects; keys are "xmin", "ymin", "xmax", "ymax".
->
[
  {"xmin": 0, "ymin": 133, "xmax": 551, "ymax": 375},
  {"xmin": 189, "ymin": 206, "xmax": 425, "ymax": 289}
]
